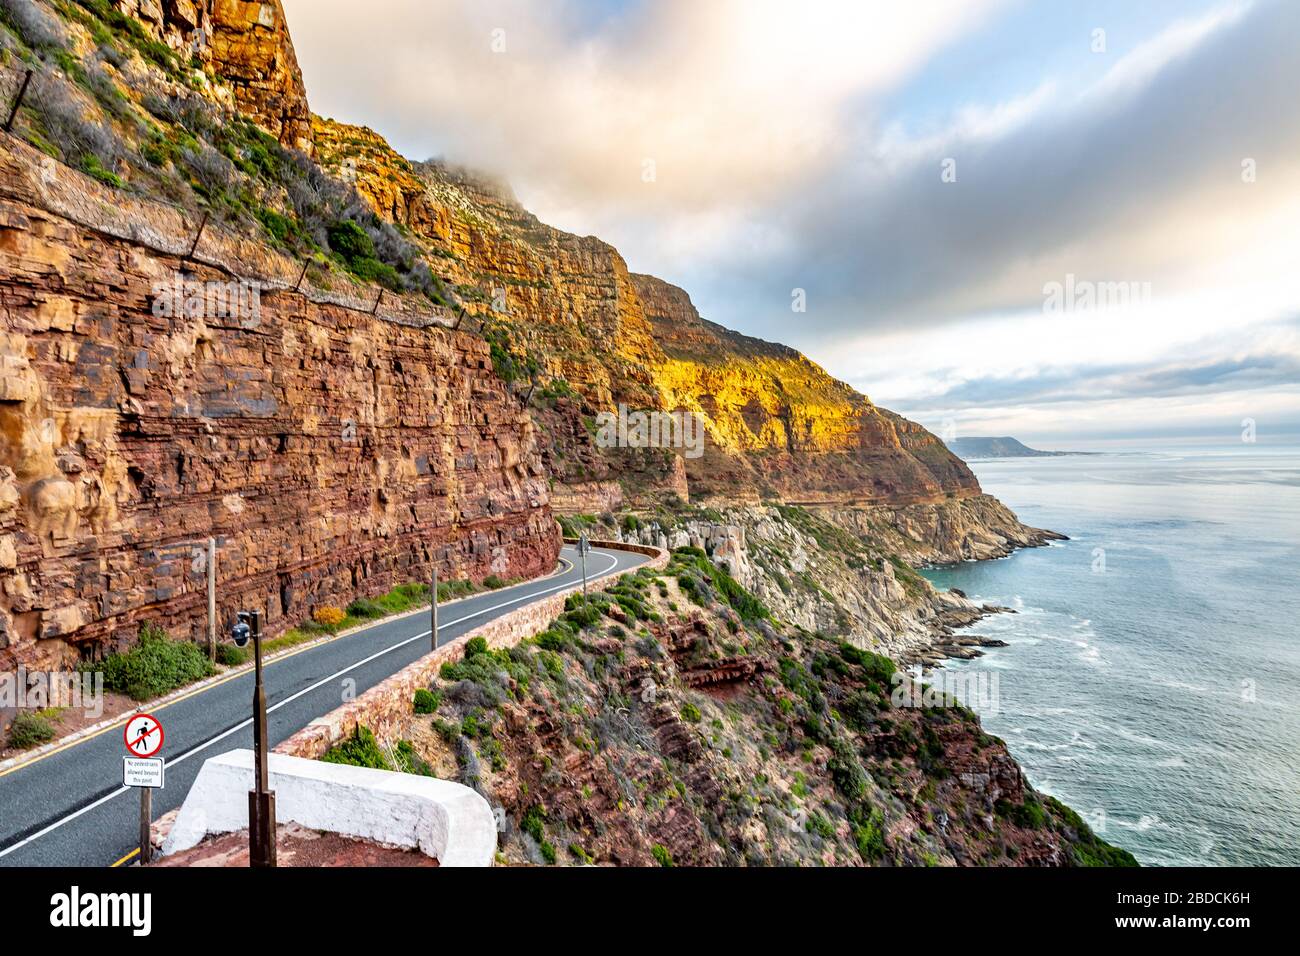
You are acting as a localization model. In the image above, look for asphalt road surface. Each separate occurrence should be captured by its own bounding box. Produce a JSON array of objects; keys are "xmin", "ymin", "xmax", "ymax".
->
[{"xmin": 0, "ymin": 544, "xmax": 647, "ymax": 867}]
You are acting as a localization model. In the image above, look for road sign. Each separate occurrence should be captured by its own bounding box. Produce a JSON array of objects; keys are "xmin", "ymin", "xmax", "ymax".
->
[
  {"xmin": 123, "ymin": 757, "xmax": 165, "ymax": 789},
  {"xmin": 578, "ymin": 534, "xmax": 591, "ymax": 555},
  {"xmin": 123, "ymin": 713, "xmax": 165, "ymax": 758}
]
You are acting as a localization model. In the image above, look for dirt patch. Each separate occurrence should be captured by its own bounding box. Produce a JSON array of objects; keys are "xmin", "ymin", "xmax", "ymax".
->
[{"xmin": 153, "ymin": 822, "xmax": 438, "ymax": 867}]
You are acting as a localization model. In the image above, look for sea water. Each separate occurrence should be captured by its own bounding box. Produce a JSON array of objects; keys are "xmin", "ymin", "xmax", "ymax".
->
[{"xmin": 920, "ymin": 447, "xmax": 1300, "ymax": 866}]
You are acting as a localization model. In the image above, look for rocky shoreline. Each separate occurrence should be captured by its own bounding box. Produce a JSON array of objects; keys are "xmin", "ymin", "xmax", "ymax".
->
[
  {"xmin": 564, "ymin": 498, "xmax": 1064, "ymax": 670},
  {"xmin": 910, "ymin": 587, "xmax": 1014, "ymax": 668}
]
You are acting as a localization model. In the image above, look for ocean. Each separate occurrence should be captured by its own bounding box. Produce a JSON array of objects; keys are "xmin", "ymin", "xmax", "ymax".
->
[{"xmin": 919, "ymin": 446, "xmax": 1300, "ymax": 866}]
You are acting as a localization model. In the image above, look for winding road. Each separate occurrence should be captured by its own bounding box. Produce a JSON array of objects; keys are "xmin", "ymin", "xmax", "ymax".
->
[{"xmin": 0, "ymin": 544, "xmax": 647, "ymax": 867}]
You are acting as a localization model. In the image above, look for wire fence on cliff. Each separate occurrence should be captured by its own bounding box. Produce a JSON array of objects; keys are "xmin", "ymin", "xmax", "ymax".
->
[{"xmin": 0, "ymin": 63, "xmax": 489, "ymax": 337}]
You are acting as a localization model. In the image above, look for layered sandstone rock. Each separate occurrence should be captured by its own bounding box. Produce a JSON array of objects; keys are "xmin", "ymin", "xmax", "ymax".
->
[
  {"xmin": 634, "ymin": 273, "xmax": 981, "ymax": 503},
  {"xmin": 310, "ymin": 119, "xmax": 982, "ymax": 508},
  {"xmin": 113, "ymin": 0, "xmax": 314, "ymax": 152},
  {"xmin": 0, "ymin": 192, "xmax": 557, "ymax": 668}
]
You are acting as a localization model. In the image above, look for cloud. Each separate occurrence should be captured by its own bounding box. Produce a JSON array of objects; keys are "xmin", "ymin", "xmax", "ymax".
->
[
  {"xmin": 722, "ymin": 0, "xmax": 1300, "ymax": 346},
  {"xmin": 911, "ymin": 349, "xmax": 1300, "ymax": 409},
  {"xmin": 283, "ymin": 0, "xmax": 1003, "ymax": 219}
]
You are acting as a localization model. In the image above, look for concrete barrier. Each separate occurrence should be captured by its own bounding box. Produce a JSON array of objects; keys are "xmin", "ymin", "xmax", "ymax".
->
[{"xmin": 161, "ymin": 749, "xmax": 497, "ymax": 866}]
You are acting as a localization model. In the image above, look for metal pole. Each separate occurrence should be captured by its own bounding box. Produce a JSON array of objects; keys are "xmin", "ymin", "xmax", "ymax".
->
[
  {"xmin": 581, "ymin": 548, "xmax": 588, "ymax": 607},
  {"xmin": 185, "ymin": 211, "xmax": 208, "ymax": 261},
  {"xmin": 248, "ymin": 610, "xmax": 276, "ymax": 867},
  {"xmin": 430, "ymin": 566, "xmax": 438, "ymax": 652},
  {"xmin": 3, "ymin": 69, "xmax": 33, "ymax": 134},
  {"xmin": 206, "ymin": 537, "xmax": 216, "ymax": 662},
  {"xmin": 138, "ymin": 787, "xmax": 152, "ymax": 865}
]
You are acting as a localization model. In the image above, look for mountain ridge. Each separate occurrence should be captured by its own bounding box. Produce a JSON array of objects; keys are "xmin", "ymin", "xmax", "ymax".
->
[{"xmin": 0, "ymin": 0, "xmax": 1050, "ymax": 661}]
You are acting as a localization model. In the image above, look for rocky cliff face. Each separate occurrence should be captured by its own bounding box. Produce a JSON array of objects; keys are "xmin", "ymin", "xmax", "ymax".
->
[
  {"xmin": 309, "ymin": 118, "xmax": 985, "ymax": 508},
  {"xmin": 113, "ymin": 0, "xmax": 314, "ymax": 152},
  {"xmin": 633, "ymin": 273, "xmax": 982, "ymax": 503},
  {"xmin": 0, "ymin": 161, "xmax": 557, "ymax": 668}
]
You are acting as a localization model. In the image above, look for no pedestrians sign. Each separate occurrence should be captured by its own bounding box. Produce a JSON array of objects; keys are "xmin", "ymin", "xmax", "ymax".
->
[{"xmin": 123, "ymin": 712, "xmax": 165, "ymax": 759}]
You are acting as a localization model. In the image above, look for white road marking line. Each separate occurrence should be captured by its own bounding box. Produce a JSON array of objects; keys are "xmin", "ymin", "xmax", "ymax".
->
[{"xmin": 0, "ymin": 548, "xmax": 626, "ymax": 861}]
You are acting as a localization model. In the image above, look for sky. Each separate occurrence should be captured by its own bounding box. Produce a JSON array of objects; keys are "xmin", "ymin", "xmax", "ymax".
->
[{"xmin": 281, "ymin": 0, "xmax": 1300, "ymax": 448}]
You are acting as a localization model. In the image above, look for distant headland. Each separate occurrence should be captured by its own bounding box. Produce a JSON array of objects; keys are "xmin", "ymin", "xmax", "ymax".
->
[{"xmin": 945, "ymin": 436, "xmax": 1097, "ymax": 459}]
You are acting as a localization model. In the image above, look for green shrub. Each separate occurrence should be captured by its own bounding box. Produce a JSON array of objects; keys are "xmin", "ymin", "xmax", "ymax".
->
[
  {"xmin": 481, "ymin": 574, "xmax": 506, "ymax": 590},
  {"xmin": 412, "ymin": 688, "xmax": 441, "ymax": 714},
  {"xmin": 671, "ymin": 549, "xmax": 771, "ymax": 621},
  {"xmin": 346, "ymin": 597, "xmax": 384, "ymax": 619},
  {"xmin": 807, "ymin": 812, "xmax": 836, "ymax": 839},
  {"xmin": 464, "ymin": 636, "xmax": 489, "ymax": 658},
  {"xmin": 438, "ymin": 578, "xmax": 477, "ymax": 602},
  {"xmin": 80, "ymin": 153, "xmax": 123, "ymax": 187},
  {"xmin": 853, "ymin": 809, "xmax": 887, "ymax": 861},
  {"xmin": 651, "ymin": 844, "xmax": 674, "ymax": 867},
  {"xmin": 562, "ymin": 603, "xmax": 602, "ymax": 629},
  {"xmin": 99, "ymin": 623, "xmax": 215, "ymax": 701},
  {"xmin": 327, "ymin": 218, "xmax": 375, "ymax": 263},
  {"xmin": 7, "ymin": 712, "xmax": 56, "ymax": 750},
  {"xmin": 215, "ymin": 643, "xmax": 248, "ymax": 666},
  {"xmin": 998, "ymin": 795, "xmax": 1047, "ymax": 829},
  {"xmin": 839, "ymin": 642, "xmax": 896, "ymax": 687},
  {"xmin": 520, "ymin": 804, "xmax": 546, "ymax": 844},
  {"xmin": 320, "ymin": 725, "xmax": 389, "ymax": 770},
  {"xmin": 568, "ymin": 843, "xmax": 594, "ymax": 865},
  {"xmin": 393, "ymin": 739, "xmax": 435, "ymax": 776},
  {"xmin": 680, "ymin": 701, "xmax": 702, "ymax": 723},
  {"xmin": 534, "ymin": 629, "xmax": 569, "ymax": 652}
]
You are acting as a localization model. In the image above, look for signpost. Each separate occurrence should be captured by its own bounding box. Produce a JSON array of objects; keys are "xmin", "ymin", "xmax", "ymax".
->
[
  {"xmin": 122, "ymin": 713, "xmax": 164, "ymax": 865},
  {"xmin": 123, "ymin": 758, "xmax": 165, "ymax": 789},
  {"xmin": 124, "ymin": 712, "xmax": 164, "ymax": 758}
]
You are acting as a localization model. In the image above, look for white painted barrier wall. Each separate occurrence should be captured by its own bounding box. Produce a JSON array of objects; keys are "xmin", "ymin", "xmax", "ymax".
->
[{"xmin": 161, "ymin": 749, "xmax": 497, "ymax": 867}]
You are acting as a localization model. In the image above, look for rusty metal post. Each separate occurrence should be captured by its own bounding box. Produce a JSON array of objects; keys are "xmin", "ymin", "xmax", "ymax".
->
[
  {"xmin": 185, "ymin": 211, "xmax": 209, "ymax": 261},
  {"xmin": 4, "ymin": 70, "xmax": 33, "ymax": 134}
]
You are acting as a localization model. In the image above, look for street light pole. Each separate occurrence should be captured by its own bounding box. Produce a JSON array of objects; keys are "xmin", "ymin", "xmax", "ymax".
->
[{"xmin": 247, "ymin": 610, "xmax": 276, "ymax": 867}]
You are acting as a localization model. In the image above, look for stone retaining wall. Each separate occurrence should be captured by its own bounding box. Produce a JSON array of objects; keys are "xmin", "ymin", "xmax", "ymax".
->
[{"xmin": 274, "ymin": 542, "xmax": 668, "ymax": 759}]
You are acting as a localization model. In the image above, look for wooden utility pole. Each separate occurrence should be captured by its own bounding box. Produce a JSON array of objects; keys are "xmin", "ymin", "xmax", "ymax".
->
[
  {"xmin": 207, "ymin": 537, "xmax": 217, "ymax": 662},
  {"xmin": 138, "ymin": 788, "xmax": 152, "ymax": 865},
  {"xmin": 431, "ymin": 567, "xmax": 439, "ymax": 651}
]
